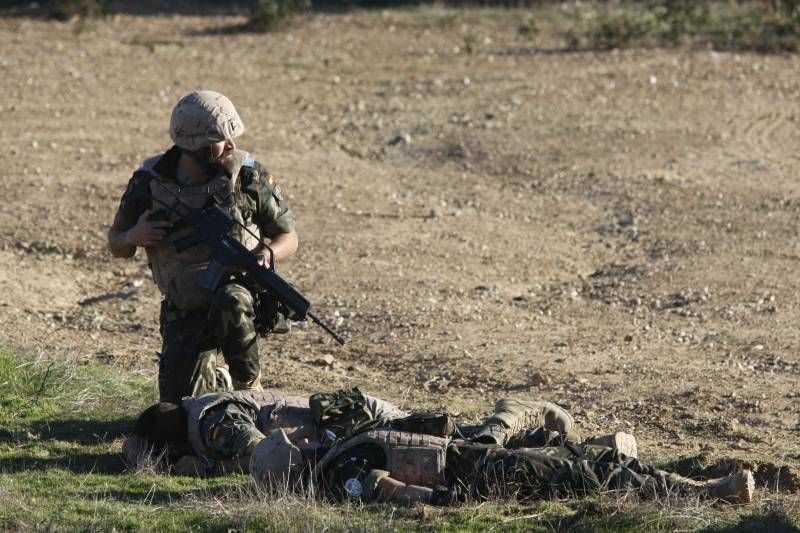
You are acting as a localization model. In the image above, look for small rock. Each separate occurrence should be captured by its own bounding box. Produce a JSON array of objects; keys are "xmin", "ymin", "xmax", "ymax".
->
[
  {"xmin": 388, "ymin": 133, "xmax": 411, "ymax": 146},
  {"xmin": 530, "ymin": 371, "xmax": 549, "ymax": 386},
  {"xmin": 314, "ymin": 354, "xmax": 335, "ymax": 366}
]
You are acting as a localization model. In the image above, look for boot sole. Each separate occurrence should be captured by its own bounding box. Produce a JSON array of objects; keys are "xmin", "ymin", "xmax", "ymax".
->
[{"xmin": 614, "ymin": 432, "xmax": 638, "ymax": 460}]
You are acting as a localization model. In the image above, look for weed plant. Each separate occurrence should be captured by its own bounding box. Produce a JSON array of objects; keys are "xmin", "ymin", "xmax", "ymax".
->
[
  {"xmin": 248, "ymin": 0, "xmax": 311, "ymax": 32},
  {"xmin": 586, "ymin": 1, "xmax": 800, "ymax": 52}
]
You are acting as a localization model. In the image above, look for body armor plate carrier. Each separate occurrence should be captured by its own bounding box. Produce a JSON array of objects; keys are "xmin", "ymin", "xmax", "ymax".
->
[
  {"xmin": 315, "ymin": 428, "xmax": 450, "ymax": 487},
  {"xmin": 141, "ymin": 150, "xmax": 261, "ymax": 311}
]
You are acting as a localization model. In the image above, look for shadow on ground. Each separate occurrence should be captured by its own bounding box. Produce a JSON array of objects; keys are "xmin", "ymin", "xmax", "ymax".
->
[
  {"xmin": 28, "ymin": 417, "xmax": 134, "ymax": 443},
  {"xmin": 663, "ymin": 453, "xmax": 800, "ymax": 494},
  {"xmin": 0, "ymin": 450, "xmax": 125, "ymax": 474},
  {"xmin": 703, "ymin": 510, "xmax": 800, "ymax": 533}
]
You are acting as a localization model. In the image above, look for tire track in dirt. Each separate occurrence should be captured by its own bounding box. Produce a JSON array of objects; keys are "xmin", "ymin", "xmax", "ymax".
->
[{"xmin": 739, "ymin": 111, "xmax": 796, "ymax": 158}]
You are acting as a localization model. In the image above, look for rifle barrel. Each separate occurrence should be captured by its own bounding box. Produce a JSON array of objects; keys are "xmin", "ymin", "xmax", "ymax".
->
[{"xmin": 308, "ymin": 311, "xmax": 346, "ymax": 345}]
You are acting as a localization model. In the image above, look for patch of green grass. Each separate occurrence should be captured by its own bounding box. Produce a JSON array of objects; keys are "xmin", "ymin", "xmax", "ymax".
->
[
  {"xmin": 248, "ymin": 0, "xmax": 311, "ymax": 33},
  {"xmin": 0, "ymin": 349, "xmax": 798, "ymax": 531},
  {"xmin": 0, "ymin": 349, "xmax": 154, "ymax": 434}
]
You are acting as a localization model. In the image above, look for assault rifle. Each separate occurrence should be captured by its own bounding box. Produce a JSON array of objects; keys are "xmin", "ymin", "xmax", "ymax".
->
[{"xmin": 150, "ymin": 186, "xmax": 346, "ymax": 345}]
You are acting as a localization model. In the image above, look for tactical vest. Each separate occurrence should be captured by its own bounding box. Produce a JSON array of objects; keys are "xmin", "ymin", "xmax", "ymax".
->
[
  {"xmin": 183, "ymin": 390, "xmax": 310, "ymax": 459},
  {"xmin": 140, "ymin": 150, "xmax": 262, "ymax": 311},
  {"xmin": 314, "ymin": 429, "xmax": 450, "ymax": 487}
]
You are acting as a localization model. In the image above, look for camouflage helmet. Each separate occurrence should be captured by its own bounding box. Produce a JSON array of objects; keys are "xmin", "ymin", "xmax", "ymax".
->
[
  {"xmin": 169, "ymin": 90, "xmax": 245, "ymax": 151},
  {"xmin": 249, "ymin": 429, "xmax": 304, "ymax": 490}
]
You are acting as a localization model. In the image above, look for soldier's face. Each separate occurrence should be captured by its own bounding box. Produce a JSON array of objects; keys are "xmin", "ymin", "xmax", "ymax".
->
[{"xmin": 210, "ymin": 138, "xmax": 236, "ymax": 163}]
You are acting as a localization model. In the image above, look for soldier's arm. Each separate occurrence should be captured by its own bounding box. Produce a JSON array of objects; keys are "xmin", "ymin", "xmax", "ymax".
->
[
  {"xmin": 108, "ymin": 172, "xmax": 169, "ymax": 258},
  {"xmin": 108, "ymin": 218, "xmax": 138, "ymax": 258},
  {"xmin": 241, "ymin": 163, "xmax": 298, "ymax": 264},
  {"xmin": 201, "ymin": 402, "xmax": 266, "ymax": 462},
  {"xmin": 108, "ymin": 209, "xmax": 172, "ymax": 258},
  {"xmin": 263, "ymin": 228, "xmax": 298, "ymax": 265}
]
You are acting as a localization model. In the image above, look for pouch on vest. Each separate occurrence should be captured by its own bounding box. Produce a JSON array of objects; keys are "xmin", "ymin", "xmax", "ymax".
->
[
  {"xmin": 388, "ymin": 413, "xmax": 455, "ymax": 438},
  {"xmin": 309, "ymin": 388, "xmax": 383, "ymax": 441}
]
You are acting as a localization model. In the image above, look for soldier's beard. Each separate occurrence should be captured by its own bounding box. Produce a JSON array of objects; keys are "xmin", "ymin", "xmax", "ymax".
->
[{"xmin": 183, "ymin": 146, "xmax": 225, "ymax": 177}]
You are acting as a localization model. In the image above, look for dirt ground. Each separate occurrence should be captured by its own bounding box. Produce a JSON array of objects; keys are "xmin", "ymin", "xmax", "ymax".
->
[{"xmin": 1, "ymin": 6, "xmax": 798, "ymax": 481}]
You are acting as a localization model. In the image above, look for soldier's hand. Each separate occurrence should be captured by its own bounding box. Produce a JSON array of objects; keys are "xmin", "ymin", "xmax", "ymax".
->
[
  {"xmin": 255, "ymin": 244, "xmax": 275, "ymax": 269},
  {"xmin": 125, "ymin": 209, "xmax": 171, "ymax": 247}
]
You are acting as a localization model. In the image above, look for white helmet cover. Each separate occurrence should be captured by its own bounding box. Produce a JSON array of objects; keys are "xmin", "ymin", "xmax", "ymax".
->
[{"xmin": 169, "ymin": 90, "xmax": 245, "ymax": 150}]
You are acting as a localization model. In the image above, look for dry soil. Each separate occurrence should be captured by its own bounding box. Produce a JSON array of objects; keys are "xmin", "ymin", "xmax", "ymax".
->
[{"xmin": 1, "ymin": 7, "xmax": 798, "ymax": 487}]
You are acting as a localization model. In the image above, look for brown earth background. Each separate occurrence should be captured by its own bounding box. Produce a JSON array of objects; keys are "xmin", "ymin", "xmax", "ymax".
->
[{"xmin": 0, "ymin": 6, "xmax": 798, "ymax": 480}]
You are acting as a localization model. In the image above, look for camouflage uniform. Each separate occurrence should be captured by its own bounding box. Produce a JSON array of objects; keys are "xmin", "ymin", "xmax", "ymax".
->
[
  {"xmin": 468, "ymin": 398, "xmax": 581, "ymax": 446},
  {"xmin": 181, "ymin": 390, "xmax": 406, "ymax": 461},
  {"xmin": 321, "ymin": 432, "xmax": 691, "ymax": 504},
  {"xmin": 444, "ymin": 443, "xmax": 688, "ymax": 502},
  {"xmin": 111, "ymin": 145, "xmax": 295, "ymax": 402}
]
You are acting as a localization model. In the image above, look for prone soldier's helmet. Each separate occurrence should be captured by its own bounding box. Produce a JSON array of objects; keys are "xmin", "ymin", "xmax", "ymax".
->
[
  {"xmin": 249, "ymin": 429, "xmax": 304, "ymax": 490},
  {"xmin": 169, "ymin": 90, "xmax": 245, "ymax": 151}
]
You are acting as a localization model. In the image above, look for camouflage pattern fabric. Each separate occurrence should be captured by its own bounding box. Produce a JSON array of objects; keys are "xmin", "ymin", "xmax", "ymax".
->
[
  {"xmin": 208, "ymin": 282, "xmax": 260, "ymax": 385},
  {"xmin": 170, "ymin": 91, "xmax": 245, "ymax": 151},
  {"xmin": 158, "ymin": 302, "xmax": 222, "ymax": 403},
  {"xmin": 111, "ymin": 146, "xmax": 295, "ymax": 239},
  {"xmin": 485, "ymin": 399, "xmax": 581, "ymax": 445},
  {"xmin": 112, "ymin": 145, "xmax": 295, "ymax": 401},
  {"xmin": 446, "ymin": 443, "xmax": 689, "ymax": 502},
  {"xmin": 200, "ymin": 401, "xmax": 265, "ymax": 458},
  {"xmin": 310, "ymin": 388, "xmax": 386, "ymax": 440},
  {"xmin": 158, "ymin": 281, "xmax": 261, "ymax": 402}
]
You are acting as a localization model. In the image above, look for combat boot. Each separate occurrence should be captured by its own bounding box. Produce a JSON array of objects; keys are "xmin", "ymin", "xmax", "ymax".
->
[
  {"xmin": 703, "ymin": 470, "xmax": 755, "ymax": 504},
  {"xmin": 232, "ymin": 370, "xmax": 264, "ymax": 392},
  {"xmin": 584, "ymin": 432, "xmax": 638, "ymax": 459}
]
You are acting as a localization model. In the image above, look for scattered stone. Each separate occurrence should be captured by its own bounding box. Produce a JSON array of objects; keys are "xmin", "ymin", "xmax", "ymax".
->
[
  {"xmin": 388, "ymin": 133, "xmax": 411, "ymax": 146},
  {"xmin": 529, "ymin": 372, "xmax": 549, "ymax": 386},
  {"xmin": 314, "ymin": 354, "xmax": 335, "ymax": 366}
]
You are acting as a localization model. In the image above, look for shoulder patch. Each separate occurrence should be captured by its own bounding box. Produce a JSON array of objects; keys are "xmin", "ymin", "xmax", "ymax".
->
[{"xmin": 243, "ymin": 155, "xmax": 255, "ymax": 168}]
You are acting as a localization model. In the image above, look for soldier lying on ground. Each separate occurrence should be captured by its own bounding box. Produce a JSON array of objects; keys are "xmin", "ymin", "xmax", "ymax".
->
[
  {"xmin": 256, "ymin": 427, "xmax": 754, "ymax": 506},
  {"xmin": 124, "ymin": 388, "xmax": 635, "ymax": 479},
  {"xmin": 123, "ymin": 389, "xmax": 404, "ymax": 476},
  {"xmin": 248, "ymin": 400, "xmax": 755, "ymax": 506}
]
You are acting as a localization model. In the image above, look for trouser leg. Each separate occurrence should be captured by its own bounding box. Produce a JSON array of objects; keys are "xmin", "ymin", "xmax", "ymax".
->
[
  {"xmin": 159, "ymin": 302, "xmax": 218, "ymax": 403},
  {"xmin": 208, "ymin": 282, "xmax": 261, "ymax": 387},
  {"xmin": 363, "ymin": 395, "xmax": 409, "ymax": 421},
  {"xmin": 476, "ymin": 447, "xmax": 698, "ymax": 501},
  {"xmin": 482, "ymin": 399, "xmax": 579, "ymax": 445}
]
